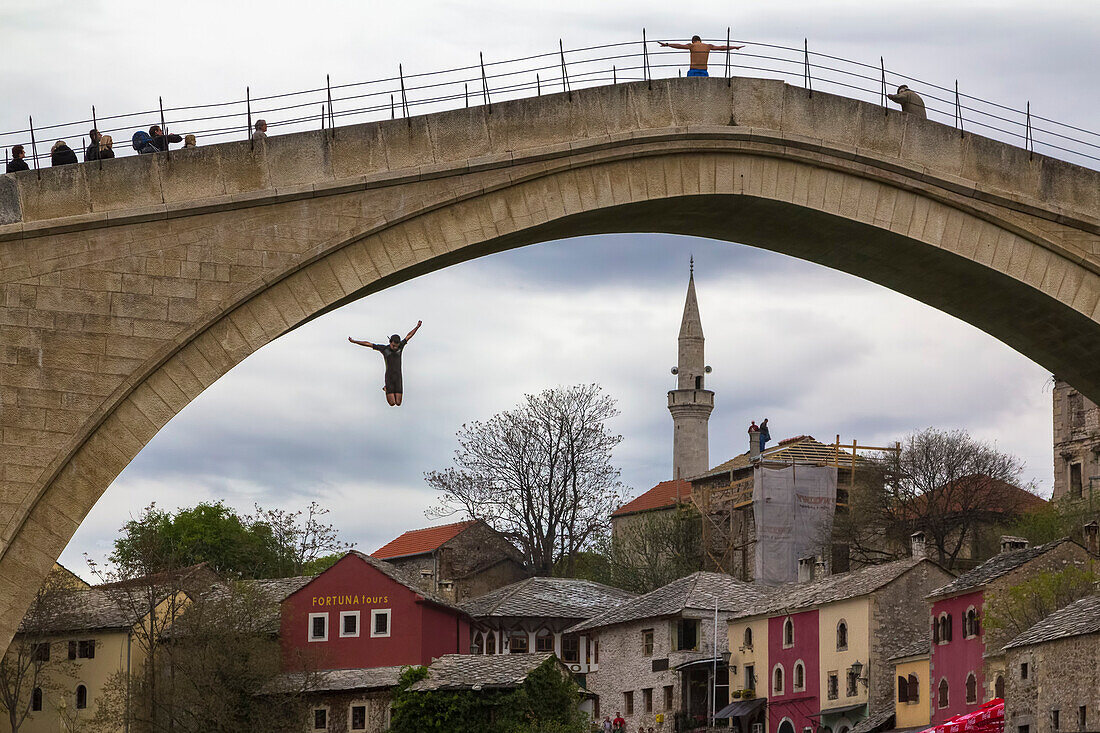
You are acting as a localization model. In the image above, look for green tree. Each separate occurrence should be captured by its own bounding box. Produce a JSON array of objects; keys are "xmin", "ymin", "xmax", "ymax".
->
[
  {"xmin": 111, "ymin": 500, "xmax": 351, "ymax": 580},
  {"xmin": 983, "ymin": 565, "xmax": 1100, "ymax": 642}
]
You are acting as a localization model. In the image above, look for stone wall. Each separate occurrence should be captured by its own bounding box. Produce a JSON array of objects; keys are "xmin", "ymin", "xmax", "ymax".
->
[
  {"xmin": 1005, "ymin": 634, "xmax": 1100, "ymax": 733},
  {"xmin": 1052, "ymin": 379, "xmax": 1100, "ymax": 502},
  {"xmin": 306, "ymin": 689, "xmax": 392, "ymax": 733}
]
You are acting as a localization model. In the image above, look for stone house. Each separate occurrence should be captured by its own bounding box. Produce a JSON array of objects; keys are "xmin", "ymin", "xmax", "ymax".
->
[
  {"xmin": 568, "ymin": 572, "xmax": 773, "ymax": 730},
  {"xmin": 1052, "ymin": 379, "xmax": 1100, "ymax": 503},
  {"xmin": 1001, "ymin": 593, "xmax": 1100, "ymax": 733},
  {"xmin": 371, "ymin": 519, "xmax": 528, "ymax": 602},
  {"xmin": 725, "ymin": 551, "xmax": 953, "ymax": 733},
  {"xmin": 925, "ymin": 537, "xmax": 1095, "ymax": 726},
  {"xmin": 268, "ymin": 666, "xmax": 403, "ymax": 733},
  {"xmin": 459, "ymin": 576, "xmax": 636, "ymax": 679}
]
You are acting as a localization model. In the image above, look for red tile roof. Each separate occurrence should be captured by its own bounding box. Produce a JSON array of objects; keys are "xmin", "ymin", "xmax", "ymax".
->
[
  {"xmin": 371, "ymin": 520, "xmax": 478, "ymax": 559},
  {"xmin": 612, "ymin": 479, "xmax": 692, "ymax": 518}
]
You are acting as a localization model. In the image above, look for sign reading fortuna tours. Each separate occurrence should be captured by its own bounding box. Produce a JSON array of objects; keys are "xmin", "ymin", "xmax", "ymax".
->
[{"xmin": 311, "ymin": 594, "xmax": 390, "ymax": 607}]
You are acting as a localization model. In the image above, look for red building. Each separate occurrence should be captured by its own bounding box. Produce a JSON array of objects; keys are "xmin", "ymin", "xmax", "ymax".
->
[
  {"xmin": 929, "ymin": 589, "xmax": 986, "ymax": 723},
  {"xmin": 280, "ymin": 551, "xmax": 472, "ymax": 672},
  {"xmin": 767, "ymin": 610, "xmax": 820, "ymax": 733}
]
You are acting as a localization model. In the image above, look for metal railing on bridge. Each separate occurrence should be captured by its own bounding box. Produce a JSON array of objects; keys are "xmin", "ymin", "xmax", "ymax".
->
[{"xmin": 3, "ymin": 32, "xmax": 1099, "ymax": 176}]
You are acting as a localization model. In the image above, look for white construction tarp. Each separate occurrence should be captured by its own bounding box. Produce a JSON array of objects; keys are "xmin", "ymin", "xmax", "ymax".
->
[{"xmin": 752, "ymin": 464, "xmax": 838, "ymax": 585}]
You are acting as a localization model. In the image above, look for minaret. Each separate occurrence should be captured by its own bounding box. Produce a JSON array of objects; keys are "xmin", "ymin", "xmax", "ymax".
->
[{"xmin": 668, "ymin": 258, "xmax": 714, "ymax": 480}]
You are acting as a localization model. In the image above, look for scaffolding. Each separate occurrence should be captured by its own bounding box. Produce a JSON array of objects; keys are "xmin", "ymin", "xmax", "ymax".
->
[{"xmin": 690, "ymin": 435, "xmax": 901, "ymax": 578}]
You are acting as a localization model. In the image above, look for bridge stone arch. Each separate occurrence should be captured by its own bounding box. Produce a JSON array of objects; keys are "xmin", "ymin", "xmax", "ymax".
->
[{"xmin": 1, "ymin": 77, "xmax": 1098, "ymax": 647}]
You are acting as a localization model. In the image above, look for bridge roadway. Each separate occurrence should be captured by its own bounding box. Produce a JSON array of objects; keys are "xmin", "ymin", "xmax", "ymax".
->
[{"xmin": 1, "ymin": 76, "xmax": 1099, "ymax": 647}]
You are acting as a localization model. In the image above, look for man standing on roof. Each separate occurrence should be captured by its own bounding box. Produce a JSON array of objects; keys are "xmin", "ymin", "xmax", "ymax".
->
[
  {"xmin": 658, "ymin": 35, "xmax": 744, "ymax": 77},
  {"xmin": 348, "ymin": 321, "xmax": 422, "ymax": 406},
  {"xmin": 759, "ymin": 417, "xmax": 771, "ymax": 452}
]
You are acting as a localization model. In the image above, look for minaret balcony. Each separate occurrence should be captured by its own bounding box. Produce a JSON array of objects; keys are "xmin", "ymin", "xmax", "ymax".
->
[{"xmin": 667, "ymin": 389, "xmax": 715, "ymax": 409}]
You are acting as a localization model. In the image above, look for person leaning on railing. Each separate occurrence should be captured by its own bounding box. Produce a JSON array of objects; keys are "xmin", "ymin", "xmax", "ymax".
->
[
  {"xmin": 6, "ymin": 145, "xmax": 29, "ymax": 173},
  {"xmin": 50, "ymin": 140, "xmax": 78, "ymax": 166},
  {"xmin": 886, "ymin": 85, "xmax": 927, "ymax": 119},
  {"xmin": 85, "ymin": 128, "xmax": 102, "ymax": 161},
  {"xmin": 147, "ymin": 124, "xmax": 183, "ymax": 152},
  {"xmin": 98, "ymin": 134, "xmax": 115, "ymax": 159}
]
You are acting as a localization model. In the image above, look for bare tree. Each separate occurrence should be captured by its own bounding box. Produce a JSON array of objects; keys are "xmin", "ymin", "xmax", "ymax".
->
[
  {"xmin": 249, "ymin": 501, "xmax": 355, "ymax": 575},
  {"xmin": 427, "ymin": 384, "xmax": 625, "ymax": 576},
  {"xmin": 599, "ymin": 506, "xmax": 704, "ymax": 593},
  {"xmin": 0, "ymin": 571, "xmax": 79, "ymax": 733}
]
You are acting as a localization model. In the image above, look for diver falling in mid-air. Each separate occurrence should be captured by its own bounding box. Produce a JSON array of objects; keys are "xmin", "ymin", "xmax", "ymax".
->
[{"xmin": 348, "ymin": 320, "xmax": 422, "ymax": 406}]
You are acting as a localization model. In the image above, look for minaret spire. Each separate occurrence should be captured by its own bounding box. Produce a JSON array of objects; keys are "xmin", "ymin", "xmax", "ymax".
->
[{"xmin": 668, "ymin": 260, "xmax": 715, "ymax": 480}]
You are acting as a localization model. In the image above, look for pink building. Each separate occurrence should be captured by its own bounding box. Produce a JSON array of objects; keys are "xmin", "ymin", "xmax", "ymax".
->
[{"xmin": 767, "ymin": 610, "xmax": 820, "ymax": 733}]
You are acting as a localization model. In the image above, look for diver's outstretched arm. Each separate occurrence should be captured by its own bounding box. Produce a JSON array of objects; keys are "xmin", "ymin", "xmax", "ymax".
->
[
  {"xmin": 405, "ymin": 320, "xmax": 423, "ymax": 342},
  {"xmin": 348, "ymin": 337, "xmax": 376, "ymax": 347}
]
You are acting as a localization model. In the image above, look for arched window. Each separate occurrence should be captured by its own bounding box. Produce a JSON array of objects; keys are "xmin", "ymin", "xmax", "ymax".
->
[
  {"xmin": 965, "ymin": 673, "xmax": 977, "ymax": 704},
  {"xmin": 898, "ymin": 676, "xmax": 909, "ymax": 703},
  {"xmin": 794, "ymin": 662, "xmax": 805, "ymax": 692},
  {"xmin": 994, "ymin": 675, "xmax": 1005, "ymax": 699},
  {"xmin": 938, "ymin": 678, "xmax": 949, "ymax": 709},
  {"xmin": 773, "ymin": 665, "xmax": 785, "ymax": 695},
  {"xmin": 485, "ymin": 632, "xmax": 496, "ymax": 655},
  {"xmin": 836, "ymin": 620, "xmax": 848, "ymax": 651},
  {"xmin": 76, "ymin": 684, "xmax": 88, "ymax": 710},
  {"xmin": 31, "ymin": 687, "xmax": 42, "ymax": 712},
  {"xmin": 783, "ymin": 618, "xmax": 794, "ymax": 647},
  {"xmin": 908, "ymin": 674, "xmax": 920, "ymax": 703},
  {"xmin": 964, "ymin": 607, "xmax": 980, "ymax": 638},
  {"xmin": 937, "ymin": 613, "xmax": 952, "ymax": 643},
  {"xmin": 744, "ymin": 627, "xmax": 753, "ymax": 649}
]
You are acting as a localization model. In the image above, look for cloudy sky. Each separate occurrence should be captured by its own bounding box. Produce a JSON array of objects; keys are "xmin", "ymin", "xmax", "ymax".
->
[{"xmin": 2, "ymin": 1, "xmax": 1096, "ymax": 578}]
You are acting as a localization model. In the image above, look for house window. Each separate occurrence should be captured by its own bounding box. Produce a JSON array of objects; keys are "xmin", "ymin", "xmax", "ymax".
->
[
  {"xmin": 561, "ymin": 634, "xmax": 579, "ymax": 663},
  {"xmin": 351, "ymin": 704, "xmax": 367, "ymax": 730},
  {"xmin": 938, "ymin": 679, "xmax": 949, "ymax": 709},
  {"xmin": 623, "ymin": 691, "xmax": 634, "ymax": 715},
  {"xmin": 1069, "ymin": 393, "xmax": 1086, "ymax": 429},
  {"xmin": 847, "ymin": 669, "xmax": 858, "ymax": 697},
  {"xmin": 898, "ymin": 676, "xmax": 909, "ymax": 703},
  {"xmin": 78, "ymin": 640, "xmax": 95, "ymax": 659},
  {"xmin": 995, "ymin": 675, "xmax": 1005, "ymax": 699},
  {"xmin": 966, "ymin": 673, "xmax": 977, "ymax": 704},
  {"xmin": 964, "ymin": 608, "xmax": 980, "ymax": 638},
  {"xmin": 370, "ymin": 609, "xmax": 391, "ymax": 638},
  {"xmin": 836, "ymin": 620, "xmax": 848, "ymax": 651},
  {"xmin": 485, "ymin": 633, "xmax": 496, "ymax": 655},
  {"xmin": 1052, "ymin": 710, "xmax": 1060, "ymax": 730},
  {"xmin": 535, "ymin": 630, "xmax": 554, "ymax": 653},
  {"xmin": 31, "ymin": 687, "xmax": 42, "ymax": 712},
  {"xmin": 1078, "ymin": 706, "xmax": 1086, "ymax": 729},
  {"xmin": 1019, "ymin": 726, "xmax": 1029, "ymax": 733},
  {"xmin": 76, "ymin": 684, "xmax": 87, "ymax": 710},
  {"xmin": 309, "ymin": 613, "xmax": 328, "ymax": 642},
  {"xmin": 793, "ymin": 662, "xmax": 805, "ymax": 692},
  {"xmin": 745, "ymin": 664, "xmax": 755, "ymax": 690},
  {"xmin": 664, "ymin": 685, "xmax": 674, "ymax": 710},
  {"xmin": 937, "ymin": 614, "xmax": 952, "ymax": 643},
  {"xmin": 509, "ymin": 630, "xmax": 529, "ymax": 653},
  {"xmin": 643, "ymin": 688, "xmax": 653, "ymax": 713},
  {"xmin": 828, "ymin": 673, "xmax": 839, "ymax": 700},
  {"xmin": 1020, "ymin": 662, "xmax": 1029, "ymax": 680},
  {"xmin": 312, "ymin": 707, "xmax": 327, "ymax": 730},
  {"xmin": 743, "ymin": 627, "xmax": 753, "ymax": 649},
  {"xmin": 592, "ymin": 639, "xmax": 598, "ymax": 664},
  {"xmin": 773, "ymin": 665, "xmax": 784, "ymax": 695},
  {"xmin": 642, "ymin": 629, "xmax": 655, "ymax": 656},
  {"xmin": 783, "ymin": 618, "xmax": 794, "ymax": 647},
  {"xmin": 908, "ymin": 674, "xmax": 920, "ymax": 703},
  {"xmin": 32, "ymin": 642, "xmax": 49, "ymax": 662},
  {"xmin": 473, "ymin": 633, "xmax": 484, "ymax": 655},
  {"xmin": 674, "ymin": 619, "xmax": 699, "ymax": 651},
  {"xmin": 340, "ymin": 611, "xmax": 360, "ymax": 638},
  {"xmin": 1070, "ymin": 463, "xmax": 1083, "ymax": 497}
]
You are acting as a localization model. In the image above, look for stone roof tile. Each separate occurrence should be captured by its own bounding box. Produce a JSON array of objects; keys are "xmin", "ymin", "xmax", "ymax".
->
[
  {"xmin": 460, "ymin": 577, "xmax": 636, "ymax": 620},
  {"xmin": 409, "ymin": 653, "xmax": 557, "ymax": 691},
  {"xmin": 1004, "ymin": 592, "xmax": 1100, "ymax": 649},
  {"xmin": 268, "ymin": 665, "xmax": 406, "ymax": 694},
  {"xmin": 926, "ymin": 539, "xmax": 1075, "ymax": 599}
]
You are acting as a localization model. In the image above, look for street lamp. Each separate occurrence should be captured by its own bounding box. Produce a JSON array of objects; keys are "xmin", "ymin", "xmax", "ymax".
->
[{"xmin": 850, "ymin": 660, "xmax": 869, "ymax": 688}]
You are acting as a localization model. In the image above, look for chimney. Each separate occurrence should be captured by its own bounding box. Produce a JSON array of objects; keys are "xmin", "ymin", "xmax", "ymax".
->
[
  {"xmin": 1000, "ymin": 536, "xmax": 1030, "ymax": 554},
  {"xmin": 815, "ymin": 557, "xmax": 829, "ymax": 579},
  {"xmin": 798, "ymin": 555, "xmax": 817, "ymax": 583},
  {"xmin": 1084, "ymin": 521, "xmax": 1099, "ymax": 556},
  {"xmin": 749, "ymin": 430, "xmax": 761, "ymax": 460},
  {"xmin": 911, "ymin": 531, "xmax": 926, "ymax": 559}
]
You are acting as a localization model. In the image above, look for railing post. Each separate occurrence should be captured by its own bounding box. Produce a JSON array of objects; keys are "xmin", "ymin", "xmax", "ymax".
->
[
  {"xmin": 247, "ymin": 87, "xmax": 253, "ymax": 150},
  {"xmin": 612, "ymin": 66, "xmax": 616, "ymax": 85},
  {"xmin": 955, "ymin": 81, "xmax": 964, "ymax": 137},
  {"xmin": 159, "ymin": 96, "xmax": 169, "ymax": 161},
  {"xmin": 643, "ymin": 28, "xmax": 652, "ymax": 90},
  {"xmin": 537, "ymin": 74, "xmax": 541, "ymax": 96},
  {"xmin": 1026, "ymin": 101, "xmax": 1034, "ymax": 160},
  {"xmin": 29, "ymin": 116, "xmax": 40, "ymax": 178},
  {"xmin": 464, "ymin": 84, "xmax": 469, "ymax": 108},
  {"xmin": 803, "ymin": 39, "xmax": 812, "ymax": 97},
  {"xmin": 92, "ymin": 105, "xmax": 103, "ymax": 170},
  {"xmin": 725, "ymin": 27, "xmax": 731, "ymax": 85},
  {"xmin": 880, "ymin": 57, "xmax": 886, "ymax": 114},
  {"xmin": 326, "ymin": 74, "xmax": 335, "ymax": 139},
  {"xmin": 480, "ymin": 52, "xmax": 492, "ymax": 113},
  {"xmin": 559, "ymin": 39, "xmax": 572, "ymax": 100},
  {"xmin": 399, "ymin": 64, "xmax": 410, "ymax": 125},
  {"xmin": 320, "ymin": 104, "xmax": 326, "ymax": 132}
]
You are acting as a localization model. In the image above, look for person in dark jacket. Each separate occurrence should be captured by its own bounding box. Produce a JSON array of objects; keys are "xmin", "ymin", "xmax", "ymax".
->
[
  {"xmin": 50, "ymin": 140, "xmax": 78, "ymax": 166},
  {"xmin": 6, "ymin": 145, "xmax": 29, "ymax": 173},
  {"xmin": 148, "ymin": 125, "xmax": 183, "ymax": 152},
  {"xmin": 85, "ymin": 129, "xmax": 102, "ymax": 161}
]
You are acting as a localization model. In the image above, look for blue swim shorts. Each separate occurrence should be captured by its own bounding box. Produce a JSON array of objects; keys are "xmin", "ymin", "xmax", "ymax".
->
[{"xmin": 686, "ymin": 68, "xmax": 709, "ymax": 77}]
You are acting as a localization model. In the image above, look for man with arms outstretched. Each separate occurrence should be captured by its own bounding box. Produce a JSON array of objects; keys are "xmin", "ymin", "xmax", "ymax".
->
[
  {"xmin": 348, "ymin": 320, "xmax": 422, "ymax": 406},
  {"xmin": 659, "ymin": 35, "xmax": 744, "ymax": 76}
]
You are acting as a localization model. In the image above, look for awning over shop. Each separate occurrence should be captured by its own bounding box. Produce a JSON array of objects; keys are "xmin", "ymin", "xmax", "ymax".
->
[
  {"xmin": 716, "ymin": 697, "xmax": 767, "ymax": 719},
  {"xmin": 673, "ymin": 653, "xmax": 731, "ymax": 672},
  {"xmin": 916, "ymin": 698, "xmax": 1004, "ymax": 733},
  {"xmin": 813, "ymin": 703, "xmax": 868, "ymax": 718}
]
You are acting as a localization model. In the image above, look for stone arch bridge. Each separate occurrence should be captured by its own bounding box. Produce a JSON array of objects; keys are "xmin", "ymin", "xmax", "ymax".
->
[{"xmin": 1, "ymin": 77, "xmax": 1098, "ymax": 647}]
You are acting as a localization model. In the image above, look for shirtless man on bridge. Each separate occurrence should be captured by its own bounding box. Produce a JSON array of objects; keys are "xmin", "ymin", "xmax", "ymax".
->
[{"xmin": 659, "ymin": 35, "xmax": 744, "ymax": 77}]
